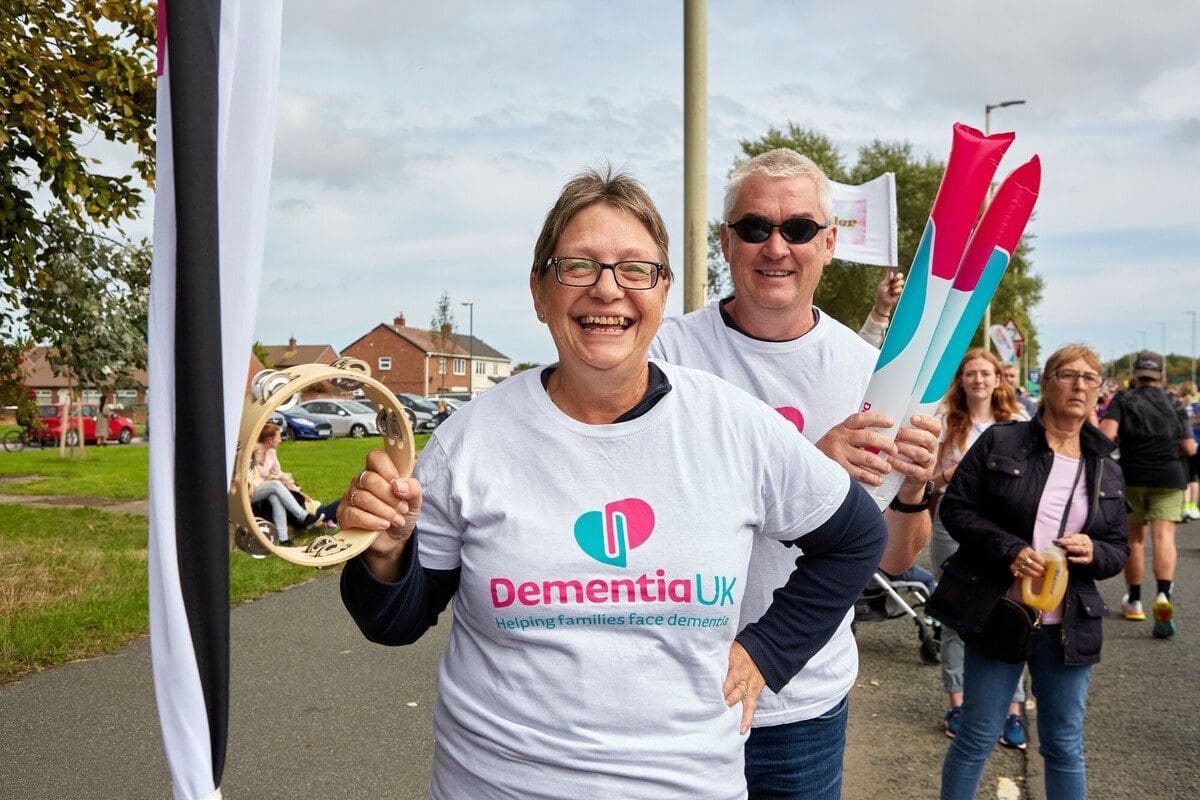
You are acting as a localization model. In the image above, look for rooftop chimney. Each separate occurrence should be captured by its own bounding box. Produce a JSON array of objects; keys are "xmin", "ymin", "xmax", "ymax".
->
[{"xmin": 394, "ymin": 313, "xmax": 406, "ymax": 327}]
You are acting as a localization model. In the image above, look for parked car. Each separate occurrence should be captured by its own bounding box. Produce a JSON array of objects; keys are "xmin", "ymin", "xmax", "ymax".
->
[
  {"xmin": 425, "ymin": 391, "xmax": 473, "ymax": 404},
  {"xmin": 396, "ymin": 393, "xmax": 439, "ymax": 432},
  {"xmin": 424, "ymin": 395, "xmax": 466, "ymax": 413},
  {"xmin": 37, "ymin": 403, "xmax": 137, "ymax": 445},
  {"xmin": 276, "ymin": 407, "xmax": 334, "ymax": 441},
  {"xmin": 297, "ymin": 398, "xmax": 379, "ymax": 438}
]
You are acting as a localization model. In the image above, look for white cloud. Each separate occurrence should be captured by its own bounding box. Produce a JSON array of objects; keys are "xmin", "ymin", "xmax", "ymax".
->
[{"xmin": 236, "ymin": 0, "xmax": 1200, "ymax": 370}]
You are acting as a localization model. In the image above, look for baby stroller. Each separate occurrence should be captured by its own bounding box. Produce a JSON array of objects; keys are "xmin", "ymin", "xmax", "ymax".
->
[{"xmin": 853, "ymin": 569, "xmax": 940, "ymax": 665}]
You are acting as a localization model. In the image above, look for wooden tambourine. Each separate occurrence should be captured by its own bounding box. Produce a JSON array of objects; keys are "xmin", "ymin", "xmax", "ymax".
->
[{"xmin": 228, "ymin": 358, "xmax": 415, "ymax": 567}]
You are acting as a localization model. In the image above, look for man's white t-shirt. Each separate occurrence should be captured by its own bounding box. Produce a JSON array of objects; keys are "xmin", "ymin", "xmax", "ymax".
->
[
  {"xmin": 415, "ymin": 361, "xmax": 849, "ymax": 799},
  {"xmin": 650, "ymin": 300, "xmax": 878, "ymax": 726}
]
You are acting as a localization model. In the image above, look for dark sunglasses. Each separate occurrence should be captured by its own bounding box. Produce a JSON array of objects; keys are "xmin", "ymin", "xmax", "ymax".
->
[{"xmin": 726, "ymin": 216, "xmax": 831, "ymax": 245}]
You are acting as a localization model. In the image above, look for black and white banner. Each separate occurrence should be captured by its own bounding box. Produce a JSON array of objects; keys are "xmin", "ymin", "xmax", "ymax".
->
[{"xmin": 148, "ymin": 1, "xmax": 282, "ymax": 797}]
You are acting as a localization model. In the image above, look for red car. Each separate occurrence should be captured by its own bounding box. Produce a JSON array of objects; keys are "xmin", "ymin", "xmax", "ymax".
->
[{"xmin": 38, "ymin": 404, "xmax": 138, "ymax": 445}]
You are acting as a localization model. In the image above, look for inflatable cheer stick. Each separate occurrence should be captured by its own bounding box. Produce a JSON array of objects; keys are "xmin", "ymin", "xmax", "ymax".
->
[
  {"xmin": 228, "ymin": 359, "xmax": 415, "ymax": 567},
  {"xmin": 859, "ymin": 125, "xmax": 1014, "ymax": 440},
  {"xmin": 866, "ymin": 156, "xmax": 1041, "ymax": 508}
]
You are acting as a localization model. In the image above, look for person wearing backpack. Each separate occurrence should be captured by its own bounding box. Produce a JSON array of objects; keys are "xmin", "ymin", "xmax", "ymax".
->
[{"xmin": 1100, "ymin": 351, "xmax": 1196, "ymax": 637}]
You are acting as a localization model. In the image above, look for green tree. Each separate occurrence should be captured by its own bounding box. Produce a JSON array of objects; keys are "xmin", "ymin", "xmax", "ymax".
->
[
  {"xmin": 252, "ymin": 341, "xmax": 272, "ymax": 368},
  {"xmin": 19, "ymin": 211, "xmax": 150, "ymax": 454},
  {"xmin": 708, "ymin": 125, "xmax": 1043, "ymax": 355},
  {"xmin": 0, "ymin": 341, "xmax": 38, "ymax": 427},
  {"xmin": 1, "ymin": 1, "xmax": 157, "ymax": 333},
  {"xmin": 429, "ymin": 291, "xmax": 457, "ymax": 351}
]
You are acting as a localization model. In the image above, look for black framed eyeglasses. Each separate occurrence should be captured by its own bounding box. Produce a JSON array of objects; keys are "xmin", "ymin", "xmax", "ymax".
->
[
  {"xmin": 546, "ymin": 257, "xmax": 665, "ymax": 290},
  {"xmin": 726, "ymin": 215, "xmax": 831, "ymax": 245},
  {"xmin": 1049, "ymin": 370, "xmax": 1103, "ymax": 389}
]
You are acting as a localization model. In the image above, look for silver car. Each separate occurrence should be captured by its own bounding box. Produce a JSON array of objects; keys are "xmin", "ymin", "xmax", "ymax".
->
[{"xmin": 297, "ymin": 399, "xmax": 379, "ymax": 438}]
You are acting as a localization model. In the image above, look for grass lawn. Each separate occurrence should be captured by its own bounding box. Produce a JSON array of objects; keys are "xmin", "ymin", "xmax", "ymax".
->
[
  {"xmin": 0, "ymin": 504, "xmax": 320, "ymax": 683},
  {"xmin": 0, "ymin": 432, "xmax": 429, "ymax": 683},
  {"xmin": 0, "ymin": 433, "xmax": 429, "ymax": 500}
]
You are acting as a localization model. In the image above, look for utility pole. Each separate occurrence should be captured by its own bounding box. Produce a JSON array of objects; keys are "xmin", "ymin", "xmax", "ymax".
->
[
  {"xmin": 461, "ymin": 301, "xmax": 474, "ymax": 396},
  {"xmin": 1187, "ymin": 310, "xmax": 1197, "ymax": 386},
  {"xmin": 683, "ymin": 0, "xmax": 707, "ymax": 313}
]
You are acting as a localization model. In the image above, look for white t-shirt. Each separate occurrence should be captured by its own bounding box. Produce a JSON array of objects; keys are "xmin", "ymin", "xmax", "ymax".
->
[
  {"xmin": 650, "ymin": 300, "xmax": 878, "ymax": 726},
  {"xmin": 934, "ymin": 409, "xmax": 1029, "ymax": 494},
  {"xmin": 415, "ymin": 361, "xmax": 849, "ymax": 799}
]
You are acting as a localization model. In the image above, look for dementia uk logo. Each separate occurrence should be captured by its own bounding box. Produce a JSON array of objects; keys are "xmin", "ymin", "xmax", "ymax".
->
[
  {"xmin": 489, "ymin": 498, "xmax": 738, "ymax": 633},
  {"xmin": 574, "ymin": 498, "xmax": 655, "ymax": 567}
]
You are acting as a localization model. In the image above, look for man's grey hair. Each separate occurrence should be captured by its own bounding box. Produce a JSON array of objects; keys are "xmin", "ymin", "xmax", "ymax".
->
[{"xmin": 722, "ymin": 148, "xmax": 835, "ymax": 223}]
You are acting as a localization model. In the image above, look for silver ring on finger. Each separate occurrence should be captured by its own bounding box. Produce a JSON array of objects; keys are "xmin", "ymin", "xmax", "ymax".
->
[
  {"xmin": 348, "ymin": 488, "xmax": 359, "ymax": 509},
  {"xmin": 356, "ymin": 469, "xmax": 370, "ymax": 490}
]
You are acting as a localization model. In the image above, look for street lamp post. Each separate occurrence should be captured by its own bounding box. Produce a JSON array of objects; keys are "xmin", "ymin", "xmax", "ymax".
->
[
  {"xmin": 981, "ymin": 99, "xmax": 1026, "ymax": 353},
  {"xmin": 461, "ymin": 301, "xmax": 474, "ymax": 396}
]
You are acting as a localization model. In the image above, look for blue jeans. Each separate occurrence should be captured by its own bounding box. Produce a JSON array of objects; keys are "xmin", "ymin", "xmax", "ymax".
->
[
  {"xmin": 251, "ymin": 480, "xmax": 306, "ymax": 541},
  {"xmin": 744, "ymin": 694, "xmax": 848, "ymax": 800},
  {"xmin": 941, "ymin": 626, "xmax": 1092, "ymax": 800}
]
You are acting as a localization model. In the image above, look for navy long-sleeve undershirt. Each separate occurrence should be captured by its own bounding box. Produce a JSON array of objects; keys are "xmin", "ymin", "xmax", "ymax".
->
[{"xmin": 341, "ymin": 479, "xmax": 886, "ymax": 695}]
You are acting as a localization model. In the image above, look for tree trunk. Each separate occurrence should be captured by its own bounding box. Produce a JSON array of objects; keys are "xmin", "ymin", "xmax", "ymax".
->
[
  {"xmin": 58, "ymin": 388, "xmax": 68, "ymax": 458},
  {"xmin": 76, "ymin": 397, "xmax": 85, "ymax": 455}
]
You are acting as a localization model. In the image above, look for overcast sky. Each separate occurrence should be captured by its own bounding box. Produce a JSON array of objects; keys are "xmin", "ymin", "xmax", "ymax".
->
[{"xmin": 224, "ymin": 2, "xmax": 1199, "ymax": 370}]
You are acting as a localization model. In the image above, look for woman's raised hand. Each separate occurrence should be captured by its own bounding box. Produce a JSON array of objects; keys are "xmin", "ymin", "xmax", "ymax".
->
[{"xmin": 337, "ymin": 449, "xmax": 423, "ymax": 565}]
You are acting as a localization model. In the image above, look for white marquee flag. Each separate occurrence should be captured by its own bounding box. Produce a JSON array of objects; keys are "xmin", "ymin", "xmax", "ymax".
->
[
  {"xmin": 830, "ymin": 173, "xmax": 898, "ymax": 267},
  {"xmin": 148, "ymin": 1, "xmax": 282, "ymax": 797}
]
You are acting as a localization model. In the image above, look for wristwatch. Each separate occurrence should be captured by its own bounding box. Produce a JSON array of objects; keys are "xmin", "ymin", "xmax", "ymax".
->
[{"xmin": 888, "ymin": 479, "xmax": 936, "ymax": 513}]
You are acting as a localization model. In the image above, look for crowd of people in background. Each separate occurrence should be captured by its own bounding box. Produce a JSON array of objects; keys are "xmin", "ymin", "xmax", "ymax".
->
[{"xmin": 302, "ymin": 149, "xmax": 1195, "ymax": 800}]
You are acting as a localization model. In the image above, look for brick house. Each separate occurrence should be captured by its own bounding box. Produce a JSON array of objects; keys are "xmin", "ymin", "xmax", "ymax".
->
[
  {"xmin": 20, "ymin": 346, "xmax": 148, "ymax": 409},
  {"xmin": 263, "ymin": 337, "xmax": 339, "ymax": 368},
  {"xmin": 341, "ymin": 313, "xmax": 511, "ymax": 396}
]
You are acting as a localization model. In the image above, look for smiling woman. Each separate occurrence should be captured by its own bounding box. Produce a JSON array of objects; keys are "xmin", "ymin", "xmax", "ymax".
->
[{"xmin": 335, "ymin": 166, "xmax": 888, "ymax": 799}]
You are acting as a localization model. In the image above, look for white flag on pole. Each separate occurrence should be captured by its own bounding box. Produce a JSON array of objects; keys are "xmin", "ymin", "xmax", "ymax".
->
[
  {"xmin": 830, "ymin": 173, "xmax": 898, "ymax": 267},
  {"xmin": 989, "ymin": 324, "xmax": 1018, "ymax": 364}
]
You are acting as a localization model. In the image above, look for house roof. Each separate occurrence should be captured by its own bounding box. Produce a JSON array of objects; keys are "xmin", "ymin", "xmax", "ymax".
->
[
  {"xmin": 452, "ymin": 333, "xmax": 508, "ymax": 361},
  {"xmin": 22, "ymin": 349, "xmax": 148, "ymax": 389},
  {"xmin": 385, "ymin": 324, "xmax": 467, "ymax": 357},
  {"xmin": 263, "ymin": 343, "xmax": 338, "ymax": 367},
  {"xmin": 343, "ymin": 321, "xmax": 509, "ymax": 362}
]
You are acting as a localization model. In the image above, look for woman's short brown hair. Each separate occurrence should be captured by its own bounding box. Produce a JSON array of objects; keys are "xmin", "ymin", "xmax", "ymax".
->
[
  {"xmin": 1039, "ymin": 344, "xmax": 1103, "ymax": 413},
  {"xmin": 258, "ymin": 423, "xmax": 281, "ymax": 444},
  {"xmin": 1042, "ymin": 344, "xmax": 1102, "ymax": 381},
  {"xmin": 530, "ymin": 165, "xmax": 671, "ymax": 282}
]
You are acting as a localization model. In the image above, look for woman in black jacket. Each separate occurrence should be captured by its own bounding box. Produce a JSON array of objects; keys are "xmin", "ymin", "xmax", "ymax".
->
[{"xmin": 927, "ymin": 344, "xmax": 1129, "ymax": 800}]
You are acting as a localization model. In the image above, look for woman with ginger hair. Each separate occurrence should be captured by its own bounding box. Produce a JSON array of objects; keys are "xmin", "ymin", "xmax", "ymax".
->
[{"xmin": 929, "ymin": 348, "xmax": 1027, "ymax": 744}]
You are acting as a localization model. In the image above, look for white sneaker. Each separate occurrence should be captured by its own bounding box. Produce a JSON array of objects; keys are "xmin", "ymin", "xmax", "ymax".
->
[
  {"xmin": 1187, "ymin": 506, "xmax": 1200, "ymax": 521},
  {"xmin": 1121, "ymin": 595, "xmax": 1146, "ymax": 621}
]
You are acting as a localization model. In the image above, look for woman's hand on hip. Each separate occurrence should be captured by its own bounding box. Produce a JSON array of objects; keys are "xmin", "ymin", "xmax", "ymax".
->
[
  {"xmin": 1009, "ymin": 546, "xmax": 1045, "ymax": 579},
  {"xmin": 723, "ymin": 641, "xmax": 766, "ymax": 735},
  {"xmin": 1054, "ymin": 533, "xmax": 1094, "ymax": 565}
]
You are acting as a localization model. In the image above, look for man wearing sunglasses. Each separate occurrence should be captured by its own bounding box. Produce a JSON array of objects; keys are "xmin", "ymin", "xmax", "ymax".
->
[{"xmin": 651, "ymin": 148, "xmax": 939, "ymax": 800}]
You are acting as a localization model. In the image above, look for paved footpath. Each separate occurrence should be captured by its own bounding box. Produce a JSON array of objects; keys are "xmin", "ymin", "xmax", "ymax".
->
[{"xmin": 4, "ymin": 527, "xmax": 1199, "ymax": 799}]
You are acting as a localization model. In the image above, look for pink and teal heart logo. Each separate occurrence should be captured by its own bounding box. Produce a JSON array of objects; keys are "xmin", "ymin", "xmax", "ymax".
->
[
  {"xmin": 574, "ymin": 498, "xmax": 655, "ymax": 567},
  {"xmin": 776, "ymin": 406, "xmax": 805, "ymax": 433}
]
